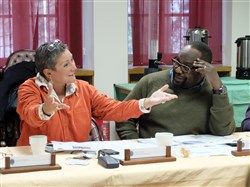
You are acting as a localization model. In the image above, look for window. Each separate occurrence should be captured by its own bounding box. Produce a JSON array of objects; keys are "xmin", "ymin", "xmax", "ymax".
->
[
  {"xmin": 0, "ymin": 0, "xmax": 58, "ymax": 66},
  {"xmin": 0, "ymin": 1, "xmax": 12, "ymax": 59},
  {"xmin": 0, "ymin": 0, "xmax": 83, "ymax": 68},
  {"xmin": 128, "ymin": 0, "xmax": 222, "ymax": 66},
  {"xmin": 36, "ymin": 0, "xmax": 57, "ymax": 43}
]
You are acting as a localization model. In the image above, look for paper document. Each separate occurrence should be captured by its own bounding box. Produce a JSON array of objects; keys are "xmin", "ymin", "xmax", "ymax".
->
[
  {"xmin": 47, "ymin": 134, "xmax": 249, "ymax": 158},
  {"xmin": 49, "ymin": 141, "xmax": 95, "ymax": 152}
]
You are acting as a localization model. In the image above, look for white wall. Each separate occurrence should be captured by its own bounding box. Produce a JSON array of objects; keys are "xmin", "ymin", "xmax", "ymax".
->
[
  {"xmin": 93, "ymin": 0, "xmax": 128, "ymax": 140},
  {"xmin": 223, "ymin": 0, "xmax": 250, "ymax": 77},
  {"xmin": 82, "ymin": 1, "xmax": 94, "ymax": 70},
  {"xmin": 93, "ymin": 0, "xmax": 128, "ymax": 97}
]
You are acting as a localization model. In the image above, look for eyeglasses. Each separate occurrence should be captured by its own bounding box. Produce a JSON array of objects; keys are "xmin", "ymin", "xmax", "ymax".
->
[
  {"xmin": 47, "ymin": 39, "xmax": 62, "ymax": 52},
  {"xmin": 172, "ymin": 57, "xmax": 194, "ymax": 74}
]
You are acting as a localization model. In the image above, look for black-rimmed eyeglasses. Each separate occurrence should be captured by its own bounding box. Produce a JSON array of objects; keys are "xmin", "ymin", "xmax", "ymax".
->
[
  {"xmin": 47, "ymin": 39, "xmax": 62, "ymax": 52},
  {"xmin": 172, "ymin": 57, "xmax": 194, "ymax": 74}
]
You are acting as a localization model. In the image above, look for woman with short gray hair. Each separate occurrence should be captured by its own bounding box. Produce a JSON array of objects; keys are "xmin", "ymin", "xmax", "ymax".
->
[{"xmin": 16, "ymin": 39, "xmax": 177, "ymax": 146}]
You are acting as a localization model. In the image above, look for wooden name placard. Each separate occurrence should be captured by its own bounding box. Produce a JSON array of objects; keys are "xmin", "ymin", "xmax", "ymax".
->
[
  {"xmin": 231, "ymin": 139, "xmax": 250, "ymax": 156},
  {"xmin": 0, "ymin": 153, "xmax": 61, "ymax": 174},
  {"xmin": 120, "ymin": 146, "xmax": 176, "ymax": 165}
]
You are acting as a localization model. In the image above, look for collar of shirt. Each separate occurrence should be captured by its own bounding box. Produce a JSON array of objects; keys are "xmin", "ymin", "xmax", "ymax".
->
[{"xmin": 35, "ymin": 73, "xmax": 77, "ymax": 102}]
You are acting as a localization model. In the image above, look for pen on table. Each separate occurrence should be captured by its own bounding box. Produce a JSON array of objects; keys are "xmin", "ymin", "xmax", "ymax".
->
[{"xmin": 224, "ymin": 143, "xmax": 237, "ymax": 147}]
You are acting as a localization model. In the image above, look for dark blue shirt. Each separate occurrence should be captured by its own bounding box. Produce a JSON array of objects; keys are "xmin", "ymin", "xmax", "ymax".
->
[{"xmin": 241, "ymin": 104, "xmax": 250, "ymax": 131}]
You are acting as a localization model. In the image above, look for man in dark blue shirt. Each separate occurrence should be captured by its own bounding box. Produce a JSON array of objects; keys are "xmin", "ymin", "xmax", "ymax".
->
[{"xmin": 241, "ymin": 104, "xmax": 250, "ymax": 131}]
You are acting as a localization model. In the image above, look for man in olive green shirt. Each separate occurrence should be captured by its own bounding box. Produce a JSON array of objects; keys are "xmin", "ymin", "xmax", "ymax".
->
[{"xmin": 116, "ymin": 41, "xmax": 235, "ymax": 139}]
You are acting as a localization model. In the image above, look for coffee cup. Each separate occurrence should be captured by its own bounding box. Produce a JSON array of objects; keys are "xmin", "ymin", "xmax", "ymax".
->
[
  {"xmin": 155, "ymin": 132, "xmax": 173, "ymax": 146},
  {"xmin": 29, "ymin": 135, "xmax": 47, "ymax": 155}
]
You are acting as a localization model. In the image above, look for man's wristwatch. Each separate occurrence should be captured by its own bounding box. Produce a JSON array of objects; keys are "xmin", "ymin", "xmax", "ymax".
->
[{"xmin": 213, "ymin": 84, "xmax": 227, "ymax": 95}]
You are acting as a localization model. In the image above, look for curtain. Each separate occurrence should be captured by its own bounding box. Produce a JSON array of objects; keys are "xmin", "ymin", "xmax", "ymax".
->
[
  {"xmin": 130, "ymin": 0, "xmax": 222, "ymax": 66},
  {"xmin": 0, "ymin": 0, "xmax": 83, "ymax": 68}
]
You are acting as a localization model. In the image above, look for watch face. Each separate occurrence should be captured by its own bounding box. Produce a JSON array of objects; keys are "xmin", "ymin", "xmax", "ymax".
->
[
  {"xmin": 219, "ymin": 85, "xmax": 227, "ymax": 95},
  {"xmin": 213, "ymin": 85, "xmax": 227, "ymax": 95}
]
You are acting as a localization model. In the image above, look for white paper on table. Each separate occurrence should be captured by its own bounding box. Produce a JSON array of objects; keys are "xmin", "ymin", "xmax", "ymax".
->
[
  {"xmin": 170, "ymin": 134, "xmax": 248, "ymax": 157},
  {"xmin": 137, "ymin": 134, "xmax": 246, "ymax": 158},
  {"xmin": 50, "ymin": 134, "xmax": 248, "ymax": 159},
  {"xmin": 241, "ymin": 139, "xmax": 250, "ymax": 149},
  {"xmin": 172, "ymin": 134, "xmax": 239, "ymax": 146}
]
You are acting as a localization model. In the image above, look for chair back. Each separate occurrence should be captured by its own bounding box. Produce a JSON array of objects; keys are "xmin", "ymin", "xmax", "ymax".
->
[
  {"xmin": 5, "ymin": 49, "xmax": 35, "ymax": 70},
  {"xmin": 89, "ymin": 118, "xmax": 104, "ymax": 141},
  {"xmin": 0, "ymin": 49, "xmax": 36, "ymax": 147}
]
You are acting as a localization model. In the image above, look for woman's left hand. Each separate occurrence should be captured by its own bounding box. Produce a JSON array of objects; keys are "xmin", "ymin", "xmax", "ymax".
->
[{"xmin": 144, "ymin": 84, "xmax": 178, "ymax": 109}]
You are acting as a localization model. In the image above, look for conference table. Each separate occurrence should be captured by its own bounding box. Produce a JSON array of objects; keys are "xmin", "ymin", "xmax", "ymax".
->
[
  {"xmin": 1, "ymin": 132, "xmax": 250, "ymax": 187},
  {"xmin": 0, "ymin": 132, "xmax": 250, "ymax": 187}
]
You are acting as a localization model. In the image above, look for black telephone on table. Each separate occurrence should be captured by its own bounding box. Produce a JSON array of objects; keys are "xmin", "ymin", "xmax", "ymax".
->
[{"xmin": 98, "ymin": 149, "xmax": 120, "ymax": 169}]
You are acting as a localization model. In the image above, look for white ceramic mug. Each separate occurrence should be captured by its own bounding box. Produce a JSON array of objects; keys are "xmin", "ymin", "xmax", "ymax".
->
[
  {"xmin": 29, "ymin": 135, "xmax": 47, "ymax": 155},
  {"xmin": 155, "ymin": 132, "xmax": 173, "ymax": 146}
]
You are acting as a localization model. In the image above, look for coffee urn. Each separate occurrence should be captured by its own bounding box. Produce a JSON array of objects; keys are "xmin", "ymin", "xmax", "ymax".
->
[
  {"xmin": 235, "ymin": 35, "xmax": 250, "ymax": 79},
  {"xmin": 183, "ymin": 26, "xmax": 211, "ymax": 45}
]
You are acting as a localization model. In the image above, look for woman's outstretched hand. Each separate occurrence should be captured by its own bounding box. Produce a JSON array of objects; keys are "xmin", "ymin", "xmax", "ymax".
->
[{"xmin": 144, "ymin": 84, "xmax": 178, "ymax": 109}]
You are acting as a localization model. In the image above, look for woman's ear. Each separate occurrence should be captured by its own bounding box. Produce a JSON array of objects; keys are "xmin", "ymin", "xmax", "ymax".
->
[{"xmin": 43, "ymin": 69, "xmax": 52, "ymax": 80}]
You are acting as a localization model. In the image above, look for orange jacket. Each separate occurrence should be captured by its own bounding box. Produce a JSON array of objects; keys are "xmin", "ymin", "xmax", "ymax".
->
[{"xmin": 16, "ymin": 78, "xmax": 142, "ymax": 146}]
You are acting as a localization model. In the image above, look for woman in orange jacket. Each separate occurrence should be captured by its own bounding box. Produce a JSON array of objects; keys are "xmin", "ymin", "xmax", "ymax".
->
[{"xmin": 16, "ymin": 39, "xmax": 177, "ymax": 145}]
